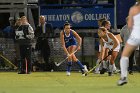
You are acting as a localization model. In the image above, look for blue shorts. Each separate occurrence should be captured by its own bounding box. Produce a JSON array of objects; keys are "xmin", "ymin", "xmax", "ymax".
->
[{"xmin": 65, "ymin": 40, "xmax": 77, "ymax": 48}]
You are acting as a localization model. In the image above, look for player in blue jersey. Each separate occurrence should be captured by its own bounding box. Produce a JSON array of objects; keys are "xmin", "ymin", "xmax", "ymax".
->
[{"xmin": 60, "ymin": 22, "xmax": 88, "ymax": 76}]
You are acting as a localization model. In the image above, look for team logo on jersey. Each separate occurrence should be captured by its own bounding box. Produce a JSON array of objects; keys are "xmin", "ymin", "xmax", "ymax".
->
[
  {"xmin": 71, "ymin": 11, "xmax": 83, "ymax": 24},
  {"xmin": 15, "ymin": 30, "xmax": 25, "ymax": 39}
]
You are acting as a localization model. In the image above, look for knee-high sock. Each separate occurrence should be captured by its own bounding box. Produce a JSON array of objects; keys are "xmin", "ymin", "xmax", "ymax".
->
[
  {"xmin": 76, "ymin": 60, "xmax": 84, "ymax": 69},
  {"xmin": 102, "ymin": 60, "xmax": 107, "ymax": 69},
  {"xmin": 67, "ymin": 61, "xmax": 72, "ymax": 72},
  {"xmin": 113, "ymin": 63, "xmax": 116, "ymax": 71},
  {"xmin": 95, "ymin": 59, "xmax": 101, "ymax": 72},
  {"xmin": 108, "ymin": 64, "xmax": 113, "ymax": 72},
  {"xmin": 120, "ymin": 56, "xmax": 129, "ymax": 78}
]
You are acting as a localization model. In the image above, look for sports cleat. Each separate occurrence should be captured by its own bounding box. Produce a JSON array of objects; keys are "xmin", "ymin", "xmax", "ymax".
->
[
  {"xmin": 117, "ymin": 77, "xmax": 128, "ymax": 86},
  {"xmin": 82, "ymin": 74, "xmax": 86, "ymax": 76},
  {"xmin": 100, "ymin": 68, "xmax": 107, "ymax": 74},
  {"xmin": 108, "ymin": 72, "xmax": 112, "ymax": 76},
  {"xmin": 84, "ymin": 73, "xmax": 87, "ymax": 76},
  {"xmin": 129, "ymin": 70, "xmax": 133, "ymax": 75},
  {"xmin": 94, "ymin": 71, "xmax": 100, "ymax": 74},
  {"xmin": 18, "ymin": 71, "xmax": 25, "ymax": 74},
  {"xmin": 66, "ymin": 71, "xmax": 71, "ymax": 76},
  {"xmin": 113, "ymin": 69, "xmax": 120, "ymax": 74},
  {"xmin": 83, "ymin": 65, "xmax": 88, "ymax": 73}
]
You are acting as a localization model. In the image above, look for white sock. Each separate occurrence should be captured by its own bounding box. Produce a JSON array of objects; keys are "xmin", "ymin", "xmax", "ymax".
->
[
  {"xmin": 102, "ymin": 60, "xmax": 107, "ymax": 69},
  {"xmin": 113, "ymin": 64, "xmax": 116, "ymax": 71},
  {"xmin": 95, "ymin": 59, "xmax": 101, "ymax": 72},
  {"xmin": 120, "ymin": 56, "xmax": 129, "ymax": 78},
  {"xmin": 109, "ymin": 64, "xmax": 113, "ymax": 72},
  {"xmin": 96, "ymin": 59, "xmax": 101, "ymax": 64}
]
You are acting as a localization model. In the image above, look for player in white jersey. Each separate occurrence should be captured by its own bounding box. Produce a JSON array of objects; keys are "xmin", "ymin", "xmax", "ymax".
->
[
  {"xmin": 98, "ymin": 27, "xmax": 120, "ymax": 76},
  {"xmin": 94, "ymin": 18, "xmax": 107, "ymax": 74},
  {"xmin": 117, "ymin": 0, "xmax": 140, "ymax": 86}
]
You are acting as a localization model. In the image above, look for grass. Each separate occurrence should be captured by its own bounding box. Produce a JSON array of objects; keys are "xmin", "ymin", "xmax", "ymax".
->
[{"xmin": 0, "ymin": 71, "xmax": 140, "ymax": 93}]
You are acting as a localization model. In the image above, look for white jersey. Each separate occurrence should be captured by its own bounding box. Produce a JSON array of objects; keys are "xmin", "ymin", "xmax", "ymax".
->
[
  {"xmin": 127, "ymin": 13, "xmax": 140, "ymax": 46},
  {"xmin": 103, "ymin": 33, "xmax": 120, "ymax": 52},
  {"xmin": 131, "ymin": 13, "xmax": 140, "ymax": 38}
]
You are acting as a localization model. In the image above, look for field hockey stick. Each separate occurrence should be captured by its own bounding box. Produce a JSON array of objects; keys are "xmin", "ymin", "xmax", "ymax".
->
[
  {"xmin": 54, "ymin": 49, "xmax": 78, "ymax": 66},
  {"xmin": 84, "ymin": 54, "xmax": 111, "ymax": 76},
  {"xmin": 0, "ymin": 54, "xmax": 18, "ymax": 69}
]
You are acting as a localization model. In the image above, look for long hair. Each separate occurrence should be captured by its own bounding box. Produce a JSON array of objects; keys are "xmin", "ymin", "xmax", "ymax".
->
[
  {"xmin": 98, "ymin": 27, "xmax": 107, "ymax": 36},
  {"xmin": 63, "ymin": 21, "xmax": 71, "ymax": 28}
]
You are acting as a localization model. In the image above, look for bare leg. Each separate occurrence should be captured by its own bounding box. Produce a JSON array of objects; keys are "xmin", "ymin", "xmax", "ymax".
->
[{"xmin": 118, "ymin": 43, "xmax": 137, "ymax": 85}]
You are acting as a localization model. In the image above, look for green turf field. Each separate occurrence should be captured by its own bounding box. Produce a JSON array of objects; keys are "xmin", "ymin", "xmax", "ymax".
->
[{"xmin": 0, "ymin": 72, "xmax": 140, "ymax": 93}]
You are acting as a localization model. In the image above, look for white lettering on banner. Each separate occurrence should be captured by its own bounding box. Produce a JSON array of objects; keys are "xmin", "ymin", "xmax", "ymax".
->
[
  {"xmin": 56, "ymin": 15, "xmax": 60, "ymax": 21},
  {"xmin": 46, "ymin": 14, "xmax": 70, "ymax": 21},
  {"xmin": 106, "ymin": 14, "xmax": 110, "ymax": 20},
  {"xmin": 47, "ymin": 15, "xmax": 55, "ymax": 21},
  {"xmin": 85, "ymin": 13, "xmax": 110, "ymax": 21},
  {"xmin": 45, "ymin": 13, "xmax": 110, "ymax": 22}
]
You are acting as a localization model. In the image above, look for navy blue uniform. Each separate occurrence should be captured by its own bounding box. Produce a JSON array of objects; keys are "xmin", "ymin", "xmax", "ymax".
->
[{"xmin": 63, "ymin": 30, "xmax": 77, "ymax": 48}]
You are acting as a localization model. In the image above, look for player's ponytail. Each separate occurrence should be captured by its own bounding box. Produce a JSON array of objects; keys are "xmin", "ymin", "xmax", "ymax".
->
[
  {"xmin": 63, "ymin": 21, "xmax": 70, "ymax": 28},
  {"xmin": 101, "ymin": 20, "xmax": 108, "ymax": 27}
]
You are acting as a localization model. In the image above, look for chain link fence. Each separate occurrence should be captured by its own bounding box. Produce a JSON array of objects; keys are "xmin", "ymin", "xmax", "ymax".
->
[
  {"xmin": 0, "ymin": 35, "xmax": 96, "ymax": 71},
  {"xmin": 0, "ymin": 38, "xmax": 16, "ymax": 70},
  {"xmin": 1, "ymin": 35, "xmax": 140, "ymax": 72}
]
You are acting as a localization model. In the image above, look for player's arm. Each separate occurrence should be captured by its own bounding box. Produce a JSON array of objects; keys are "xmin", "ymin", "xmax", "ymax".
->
[
  {"xmin": 99, "ymin": 38, "xmax": 105, "ymax": 60},
  {"xmin": 27, "ymin": 25, "xmax": 34, "ymax": 39},
  {"xmin": 128, "ymin": 6, "xmax": 135, "ymax": 30},
  {"xmin": 108, "ymin": 33, "xmax": 119, "ymax": 50},
  {"xmin": 120, "ymin": 27, "xmax": 124, "ymax": 42},
  {"xmin": 60, "ymin": 31, "xmax": 69, "ymax": 56},
  {"xmin": 72, "ymin": 30, "xmax": 82, "ymax": 50}
]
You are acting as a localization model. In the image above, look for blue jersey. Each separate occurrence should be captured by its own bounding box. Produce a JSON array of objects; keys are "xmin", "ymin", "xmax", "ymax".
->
[{"xmin": 63, "ymin": 30, "xmax": 77, "ymax": 48}]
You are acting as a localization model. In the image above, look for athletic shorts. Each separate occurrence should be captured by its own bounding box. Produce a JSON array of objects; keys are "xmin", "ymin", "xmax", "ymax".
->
[
  {"xmin": 127, "ymin": 35, "xmax": 140, "ymax": 46},
  {"xmin": 65, "ymin": 40, "xmax": 77, "ymax": 48},
  {"xmin": 99, "ymin": 44, "xmax": 120, "ymax": 52},
  {"xmin": 104, "ymin": 43, "xmax": 120, "ymax": 52}
]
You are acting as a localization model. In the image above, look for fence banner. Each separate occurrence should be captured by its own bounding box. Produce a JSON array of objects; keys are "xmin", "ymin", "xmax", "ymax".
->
[{"xmin": 40, "ymin": 7, "xmax": 114, "ymax": 28}]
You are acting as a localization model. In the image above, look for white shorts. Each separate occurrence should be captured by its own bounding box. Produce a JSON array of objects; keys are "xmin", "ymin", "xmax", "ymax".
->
[
  {"xmin": 99, "ymin": 44, "xmax": 120, "ymax": 52},
  {"xmin": 104, "ymin": 43, "xmax": 120, "ymax": 52},
  {"xmin": 127, "ymin": 35, "xmax": 140, "ymax": 46}
]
